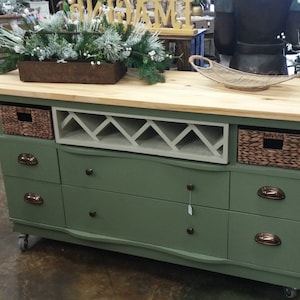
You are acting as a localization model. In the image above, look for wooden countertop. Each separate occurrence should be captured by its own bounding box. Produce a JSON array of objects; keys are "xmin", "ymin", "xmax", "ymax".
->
[{"xmin": 0, "ymin": 69, "xmax": 300, "ymax": 121}]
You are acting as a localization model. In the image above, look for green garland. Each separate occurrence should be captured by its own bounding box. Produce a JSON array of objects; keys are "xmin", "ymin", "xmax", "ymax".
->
[{"xmin": 0, "ymin": 9, "xmax": 174, "ymax": 84}]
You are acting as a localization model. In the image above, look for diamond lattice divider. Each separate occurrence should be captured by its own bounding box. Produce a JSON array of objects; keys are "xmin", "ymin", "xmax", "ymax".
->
[{"xmin": 52, "ymin": 107, "xmax": 229, "ymax": 164}]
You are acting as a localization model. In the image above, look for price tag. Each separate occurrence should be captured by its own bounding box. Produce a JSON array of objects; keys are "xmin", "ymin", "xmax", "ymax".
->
[{"xmin": 188, "ymin": 204, "xmax": 193, "ymax": 216}]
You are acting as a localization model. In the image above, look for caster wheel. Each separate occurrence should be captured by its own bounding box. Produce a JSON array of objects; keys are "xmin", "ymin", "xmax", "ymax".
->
[
  {"xmin": 283, "ymin": 287, "xmax": 297, "ymax": 299},
  {"xmin": 18, "ymin": 234, "xmax": 41, "ymax": 251},
  {"xmin": 18, "ymin": 234, "xmax": 29, "ymax": 251}
]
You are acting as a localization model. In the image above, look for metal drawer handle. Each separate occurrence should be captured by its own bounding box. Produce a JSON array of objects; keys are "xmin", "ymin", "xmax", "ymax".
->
[
  {"xmin": 24, "ymin": 192, "xmax": 43, "ymax": 205},
  {"xmin": 85, "ymin": 168, "xmax": 93, "ymax": 176},
  {"xmin": 89, "ymin": 210, "xmax": 96, "ymax": 217},
  {"xmin": 255, "ymin": 232, "xmax": 281, "ymax": 246},
  {"xmin": 18, "ymin": 153, "xmax": 38, "ymax": 166},
  {"xmin": 186, "ymin": 184, "xmax": 194, "ymax": 191},
  {"xmin": 257, "ymin": 186, "xmax": 285, "ymax": 200},
  {"xmin": 186, "ymin": 227, "xmax": 194, "ymax": 235}
]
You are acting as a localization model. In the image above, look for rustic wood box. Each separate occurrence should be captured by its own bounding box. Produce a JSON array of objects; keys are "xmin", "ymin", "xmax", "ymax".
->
[{"xmin": 18, "ymin": 61, "xmax": 127, "ymax": 84}]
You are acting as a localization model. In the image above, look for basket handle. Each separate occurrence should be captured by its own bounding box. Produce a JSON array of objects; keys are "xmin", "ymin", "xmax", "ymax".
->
[{"xmin": 189, "ymin": 55, "xmax": 213, "ymax": 71}]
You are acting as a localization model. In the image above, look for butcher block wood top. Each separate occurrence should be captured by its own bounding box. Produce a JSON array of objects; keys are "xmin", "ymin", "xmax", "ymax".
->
[{"xmin": 0, "ymin": 69, "xmax": 300, "ymax": 122}]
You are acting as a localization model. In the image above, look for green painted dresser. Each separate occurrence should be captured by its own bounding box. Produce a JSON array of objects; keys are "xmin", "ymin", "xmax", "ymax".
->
[{"xmin": 0, "ymin": 70, "xmax": 300, "ymax": 298}]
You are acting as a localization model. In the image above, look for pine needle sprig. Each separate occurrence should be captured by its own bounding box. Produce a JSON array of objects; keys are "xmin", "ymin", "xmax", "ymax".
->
[{"xmin": 0, "ymin": 50, "xmax": 25, "ymax": 73}]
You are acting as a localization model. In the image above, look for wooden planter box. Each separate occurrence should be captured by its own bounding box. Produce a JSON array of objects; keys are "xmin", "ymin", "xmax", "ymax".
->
[{"xmin": 18, "ymin": 61, "xmax": 127, "ymax": 84}]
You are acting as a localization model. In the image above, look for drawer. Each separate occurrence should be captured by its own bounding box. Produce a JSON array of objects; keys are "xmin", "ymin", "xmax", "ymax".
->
[
  {"xmin": 231, "ymin": 172, "xmax": 300, "ymax": 221},
  {"xmin": 0, "ymin": 137, "xmax": 60, "ymax": 183},
  {"xmin": 229, "ymin": 212, "xmax": 300, "ymax": 273},
  {"xmin": 63, "ymin": 185, "xmax": 228, "ymax": 258},
  {"xmin": 4, "ymin": 176, "xmax": 65, "ymax": 227},
  {"xmin": 58, "ymin": 148, "xmax": 230, "ymax": 209}
]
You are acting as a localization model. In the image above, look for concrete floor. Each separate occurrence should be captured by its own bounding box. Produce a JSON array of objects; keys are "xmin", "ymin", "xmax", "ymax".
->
[{"xmin": 0, "ymin": 172, "xmax": 298, "ymax": 300}]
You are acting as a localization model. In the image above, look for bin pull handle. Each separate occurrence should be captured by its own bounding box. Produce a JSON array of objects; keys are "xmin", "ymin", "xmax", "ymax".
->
[
  {"xmin": 24, "ymin": 193, "xmax": 43, "ymax": 205},
  {"xmin": 18, "ymin": 153, "xmax": 38, "ymax": 166},
  {"xmin": 255, "ymin": 232, "xmax": 281, "ymax": 246},
  {"xmin": 257, "ymin": 186, "xmax": 285, "ymax": 200}
]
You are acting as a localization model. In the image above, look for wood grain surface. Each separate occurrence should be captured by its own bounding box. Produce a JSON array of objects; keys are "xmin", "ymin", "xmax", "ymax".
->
[{"xmin": 0, "ymin": 69, "xmax": 300, "ymax": 121}]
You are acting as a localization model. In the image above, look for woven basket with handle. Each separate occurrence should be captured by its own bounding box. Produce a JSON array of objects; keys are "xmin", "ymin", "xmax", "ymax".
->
[{"xmin": 189, "ymin": 55, "xmax": 300, "ymax": 91}]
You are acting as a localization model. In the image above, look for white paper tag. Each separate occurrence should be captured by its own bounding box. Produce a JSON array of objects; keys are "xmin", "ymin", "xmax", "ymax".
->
[{"xmin": 188, "ymin": 204, "xmax": 193, "ymax": 216}]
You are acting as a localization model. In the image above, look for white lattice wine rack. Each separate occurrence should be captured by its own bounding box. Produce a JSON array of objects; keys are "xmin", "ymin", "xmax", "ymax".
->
[{"xmin": 52, "ymin": 107, "xmax": 229, "ymax": 163}]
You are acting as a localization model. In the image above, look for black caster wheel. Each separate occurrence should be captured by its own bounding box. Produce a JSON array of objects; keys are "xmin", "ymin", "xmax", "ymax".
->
[
  {"xmin": 18, "ymin": 234, "xmax": 29, "ymax": 251},
  {"xmin": 18, "ymin": 234, "xmax": 41, "ymax": 251},
  {"xmin": 283, "ymin": 287, "xmax": 297, "ymax": 299}
]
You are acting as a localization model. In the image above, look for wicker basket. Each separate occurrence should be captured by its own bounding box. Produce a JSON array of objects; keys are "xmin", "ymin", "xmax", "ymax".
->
[
  {"xmin": 189, "ymin": 55, "xmax": 300, "ymax": 91},
  {"xmin": 238, "ymin": 127, "xmax": 300, "ymax": 169},
  {"xmin": 0, "ymin": 104, "xmax": 54, "ymax": 139}
]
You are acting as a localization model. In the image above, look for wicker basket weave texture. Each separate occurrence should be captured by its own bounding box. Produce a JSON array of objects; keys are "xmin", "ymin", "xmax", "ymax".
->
[
  {"xmin": 189, "ymin": 55, "xmax": 300, "ymax": 91},
  {"xmin": 0, "ymin": 105, "xmax": 54, "ymax": 139},
  {"xmin": 238, "ymin": 128, "xmax": 300, "ymax": 169}
]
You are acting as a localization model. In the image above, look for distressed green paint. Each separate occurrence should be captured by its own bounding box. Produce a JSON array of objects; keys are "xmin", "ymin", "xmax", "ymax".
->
[
  {"xmin": 63, "ymin": 185, "xmax": 228, "ymax": 258},
  {"xmin": 58, "ymin": 147, "xmax": 230, "ymax": 209}
]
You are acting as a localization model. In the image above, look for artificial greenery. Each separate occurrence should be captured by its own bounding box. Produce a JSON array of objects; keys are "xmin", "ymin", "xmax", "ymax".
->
[
  {"xmin": 0, "ymin": 0, "xmax": 20, "ymax": 15},
  {"xmin": 0, "ymin": 7, "xmax": 174, "ymax": 84}
]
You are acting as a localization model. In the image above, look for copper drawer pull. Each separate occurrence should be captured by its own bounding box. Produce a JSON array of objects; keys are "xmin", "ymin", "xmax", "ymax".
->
[
  {"xmin": 257, "ymin": 186, "xmax": 285, "ymax": 200},
  {"xmin": 255, "ymin": 232, "xmax": 281, "ymax": 246},
  {"xmin": 18, "ymin": 153, "xmax": 38, "ymax": 166},
  {"xmin": 24, "ymin": 193, "xmax": 43, "ymax": 205}
]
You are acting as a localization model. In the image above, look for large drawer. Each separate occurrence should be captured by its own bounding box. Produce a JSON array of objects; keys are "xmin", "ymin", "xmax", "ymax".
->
[
  {"xmin": 4, "ymin": 176, "xmax": 65, "ymax": 227},
  {"xmin": 229, "ymin": 212, "xmax": 300, "ymax": 273},
  {"xmin": 58, "ymin": 148, "xmax": 230, "ymax": 209},
  {"xmin": 231, "ymin": 172, "xmax": 300, "ymax": 221},
  {"xmin": 0, "ymin": 137, "xmax": 60, "ymax": 183},
  {"xmin": 63, "ymin": 185, "xmax": 228, "ymax": 258}
]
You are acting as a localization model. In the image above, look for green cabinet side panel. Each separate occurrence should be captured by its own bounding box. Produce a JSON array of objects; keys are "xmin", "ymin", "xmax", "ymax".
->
[{"xmin": 63, "ymin": 185, "xmax": 228, "ymax": 258}]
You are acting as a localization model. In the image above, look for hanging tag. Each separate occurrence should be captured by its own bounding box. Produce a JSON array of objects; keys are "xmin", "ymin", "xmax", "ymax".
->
[
  {"xmin": 188, "ymin": 189, "xmax": 193, "ymax": 216},
  {"xmin": 188, "ymin": 204, "xmax": 193, "ymax": 216}
]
